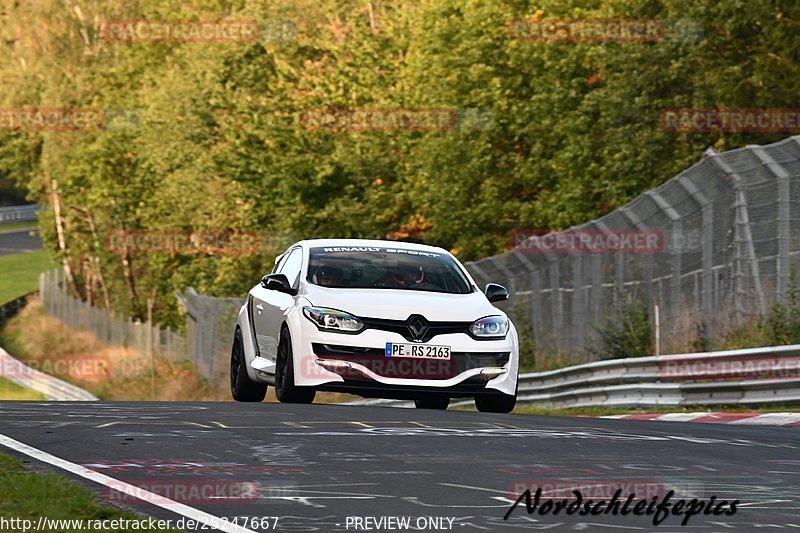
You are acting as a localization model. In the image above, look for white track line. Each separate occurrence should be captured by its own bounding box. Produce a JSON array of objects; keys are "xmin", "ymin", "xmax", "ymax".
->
[{"xmin": 0, "ymin": 433, "xmax": 256, "ymax": 533}]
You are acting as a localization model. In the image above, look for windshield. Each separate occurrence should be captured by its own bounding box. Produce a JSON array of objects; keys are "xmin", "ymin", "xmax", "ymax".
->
[{"xmin": 307, "ymin": 246, "xmax": 474, "ymax": 294}]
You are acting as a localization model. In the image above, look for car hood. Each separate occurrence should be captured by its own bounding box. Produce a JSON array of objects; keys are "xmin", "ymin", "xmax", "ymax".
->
[{"xmin": 303, "ymin": 285, "xmax": 502, "ymax": 322}]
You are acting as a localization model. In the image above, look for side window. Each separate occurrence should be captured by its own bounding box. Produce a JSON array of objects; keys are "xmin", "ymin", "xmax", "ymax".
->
[{"xmin": 278, "ymin": 248, "xmax": 303, "ymax": 288}]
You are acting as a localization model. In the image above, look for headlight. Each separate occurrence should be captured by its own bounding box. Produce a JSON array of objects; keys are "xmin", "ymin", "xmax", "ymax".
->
[
  {"xmin": 303, "ymin": 306, "xmax": 364, "ymax": 333},
  {"xmin": 469, "ymin": 316, "xmax": 508, "ymax": 339}
]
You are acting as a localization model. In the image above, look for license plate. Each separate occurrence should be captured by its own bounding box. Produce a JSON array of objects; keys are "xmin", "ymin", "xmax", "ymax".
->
[{"xmin": 385, "ymin": 342, "xmax": 451, "ymax": 360}]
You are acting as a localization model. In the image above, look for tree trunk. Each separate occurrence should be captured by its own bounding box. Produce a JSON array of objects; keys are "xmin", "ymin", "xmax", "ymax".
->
[
  {"xmin": 121, "ymin": 249, "xmax": 138, "ymax": 314},
  {"xmin": 51, "ymin": 179, "xmax": 80, "ymax": 298},
  {"xmin": 86, "ymin": 213, "xmax": 112, "ymax": 313}
]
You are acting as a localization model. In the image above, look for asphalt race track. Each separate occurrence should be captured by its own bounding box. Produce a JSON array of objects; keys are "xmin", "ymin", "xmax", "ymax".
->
[
  {"xmin": 0, "ymin": 228, "xmax": 42, "ymax": 256},
  {"xmin": 0, "ymin": 402, "xmax": 798, "ymax": 532}
]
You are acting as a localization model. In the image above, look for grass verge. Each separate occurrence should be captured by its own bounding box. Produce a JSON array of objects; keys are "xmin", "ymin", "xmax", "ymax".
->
[
  {"xmin": 0, "ymin": 376, "xmax": 44, "ymax": 400},
  {"xmin": 0, "ymin": 250, "xmax": 55, "ymax": 305},
  {"xmin": 0, "ymin": 220, "xmax": 38, "ymax": 233},
  {"xmin": 0, "ymin": 452, "xmax": 180, "ymax": 531}
]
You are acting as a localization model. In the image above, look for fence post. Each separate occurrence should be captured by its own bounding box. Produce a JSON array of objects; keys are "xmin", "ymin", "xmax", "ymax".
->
[
  {"xmin": 647, "ymin": 190, "xmax": 682, "ymax": 324},
  {"xmin": 677, "ymin": 175, "xmax": 715, "ymax": 340},
  {"xmin": 614, "ymin": 251, "xmax": 624, "ymax": 307},
  {"xmin": 589, "ymin": 220, "xmax": 612, "ymax": 350},
  {"xmin": 531, "ymin": 270, "xmax": 541, "ymax": 347},
  {"xmin": 508, "ymin": 249, "xmax": 539, "ymax": 346},
  {"xmin": 713, "ymin": 156, "xmax": 766, "ymax": 319},
  {"xmin": 545, "ymin": 258, "xmax": 561, "ymax": 349},
  {"xmin": 466, "ymin": 262, "xmax": 491, "ymax": 292},
  {"xmin": 489, "ymin": 256, "xmax": 516, "ymax": 305},
  {"xmin": 620, "ymin": 206, "xmax": 653, "ymax": 309},
  {"xmin": 570, "ymin": 254, "xmax": 584, "ymax": 355},
  {"xmin": 750, "ymin": 145, "xmax": 791, "ymax": 301}
]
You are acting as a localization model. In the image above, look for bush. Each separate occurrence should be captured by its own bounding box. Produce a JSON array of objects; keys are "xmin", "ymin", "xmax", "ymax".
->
[
  {"xmin": 765, "ymin": 265, "xmax": 800, "ymax": 346},
  {"xmin": 588, "ymin": 296, "xmax": 653, "ymax": 360}
]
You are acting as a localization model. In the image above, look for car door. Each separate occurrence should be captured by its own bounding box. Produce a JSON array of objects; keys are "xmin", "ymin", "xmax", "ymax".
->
[{"xmin": 251, "ymin": 247, "xmax": 303, "ymax": 364}]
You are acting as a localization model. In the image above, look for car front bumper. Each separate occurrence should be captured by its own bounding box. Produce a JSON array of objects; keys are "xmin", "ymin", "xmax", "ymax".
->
[{"xmin": 291, "ymin": 318, "xmax": 519, "ymax": 397}]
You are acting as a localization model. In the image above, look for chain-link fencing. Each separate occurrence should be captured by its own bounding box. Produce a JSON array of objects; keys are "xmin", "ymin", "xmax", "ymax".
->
[
  {"xmin": 464, "ymin": 135, "xmax": 800, "ymax": 363},
  {"xmin": 39, "ymin": 269, "xmax": 242, "ymax": 384}
]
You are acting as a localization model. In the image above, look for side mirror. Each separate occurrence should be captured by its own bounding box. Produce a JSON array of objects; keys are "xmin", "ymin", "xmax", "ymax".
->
[
  {"xmin": 261, "ymin": 273, "xmax": 295, "ymax": 294},
  {"xmin": 485, "ymin": 283, "xmax": 508, "ymax": 303}
]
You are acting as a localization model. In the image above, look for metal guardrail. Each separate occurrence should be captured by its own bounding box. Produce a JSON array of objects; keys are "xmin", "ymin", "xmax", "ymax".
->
[
  {"xmin": 0, "ymin": 291, "xmax": 97, "ymax": 401},
  {"xmin": 349, "ymin": 345, "xmax": 800, "ymax": 409},
  {"xmin": 0, "ymin": 204, "xmax": 39, "ymax": 225},
  {"xmin": 518, "ymin": 345, "xmax": 800, "ymax": 407},
  {"xmin": 0, "ymin": 347, "xmax": 98, "ymax": 401}
]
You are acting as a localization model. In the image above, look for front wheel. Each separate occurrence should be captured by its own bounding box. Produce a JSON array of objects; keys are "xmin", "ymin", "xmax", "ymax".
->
[
  {"xmin": 275, "ymin": 327, "xmax": 316, "ymax": 404},
  {"xmin": 414, "ymin": 395, "xmax": 450, "ymax": 410},
  {"xmin": 230, "ymin": 328, "xmax": 267, "ymax": 402},
  {"xmin": 474, "ymin": 392, "xmax": 516, "ymax": 413}
]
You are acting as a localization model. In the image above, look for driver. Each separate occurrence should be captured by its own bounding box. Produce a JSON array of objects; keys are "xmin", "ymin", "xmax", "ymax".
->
[
  {"xmin": 375, "ymin": 263, "xmax": 425, "ymax": 288},
  {"xmin": 315, "ymin": 266, "xmax": 344, "ymax": 287}
]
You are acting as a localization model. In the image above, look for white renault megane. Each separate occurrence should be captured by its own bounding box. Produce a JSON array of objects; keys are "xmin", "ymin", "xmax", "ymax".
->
[{"xmin": 230, "ymin": 239, "xmax": 519, "ymax": 412}]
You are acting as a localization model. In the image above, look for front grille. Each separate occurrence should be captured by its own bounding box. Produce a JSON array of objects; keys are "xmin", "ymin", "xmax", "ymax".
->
[
  {"xmin": 313, "ymin": 343, "xmax": 508, "ymax": 380},
  {"xmin": 317, "ymin": 377, "xmax": 493, "ymax": 399},
  {"xmin": 359, "ymin": 315, "xmax": 471, "ymax": 342}
]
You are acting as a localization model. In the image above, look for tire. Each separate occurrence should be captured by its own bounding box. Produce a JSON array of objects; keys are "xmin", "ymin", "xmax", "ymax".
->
[
  {"xmin": 414, "ymin": 395, "xmax": 450, "ymax": 410},
  {"xmin": 230, "ymin": 327, "xmax": 267, "ymax": 402},
  {"xmin": 275, "ymin": 327, "xmax": 316, "ymax": 404},
  {"xmin": 474, "ymin": 392, "xmax": 516, "ymax": 413}
]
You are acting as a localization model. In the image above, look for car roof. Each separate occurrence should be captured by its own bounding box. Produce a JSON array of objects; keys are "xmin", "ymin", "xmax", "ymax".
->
[{"xmin": 292, "ymin": 238, "xmax": 451, "ymax": 255}]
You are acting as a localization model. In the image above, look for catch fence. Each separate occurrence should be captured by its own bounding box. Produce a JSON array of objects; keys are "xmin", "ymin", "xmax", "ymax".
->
[
  {"xmin": 39, "ymin": 269, "xmax": 240, "ymax": 384},
  {"xmin": 464, "ymin": 136, "xmax": 800, "ymax": 362}
]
